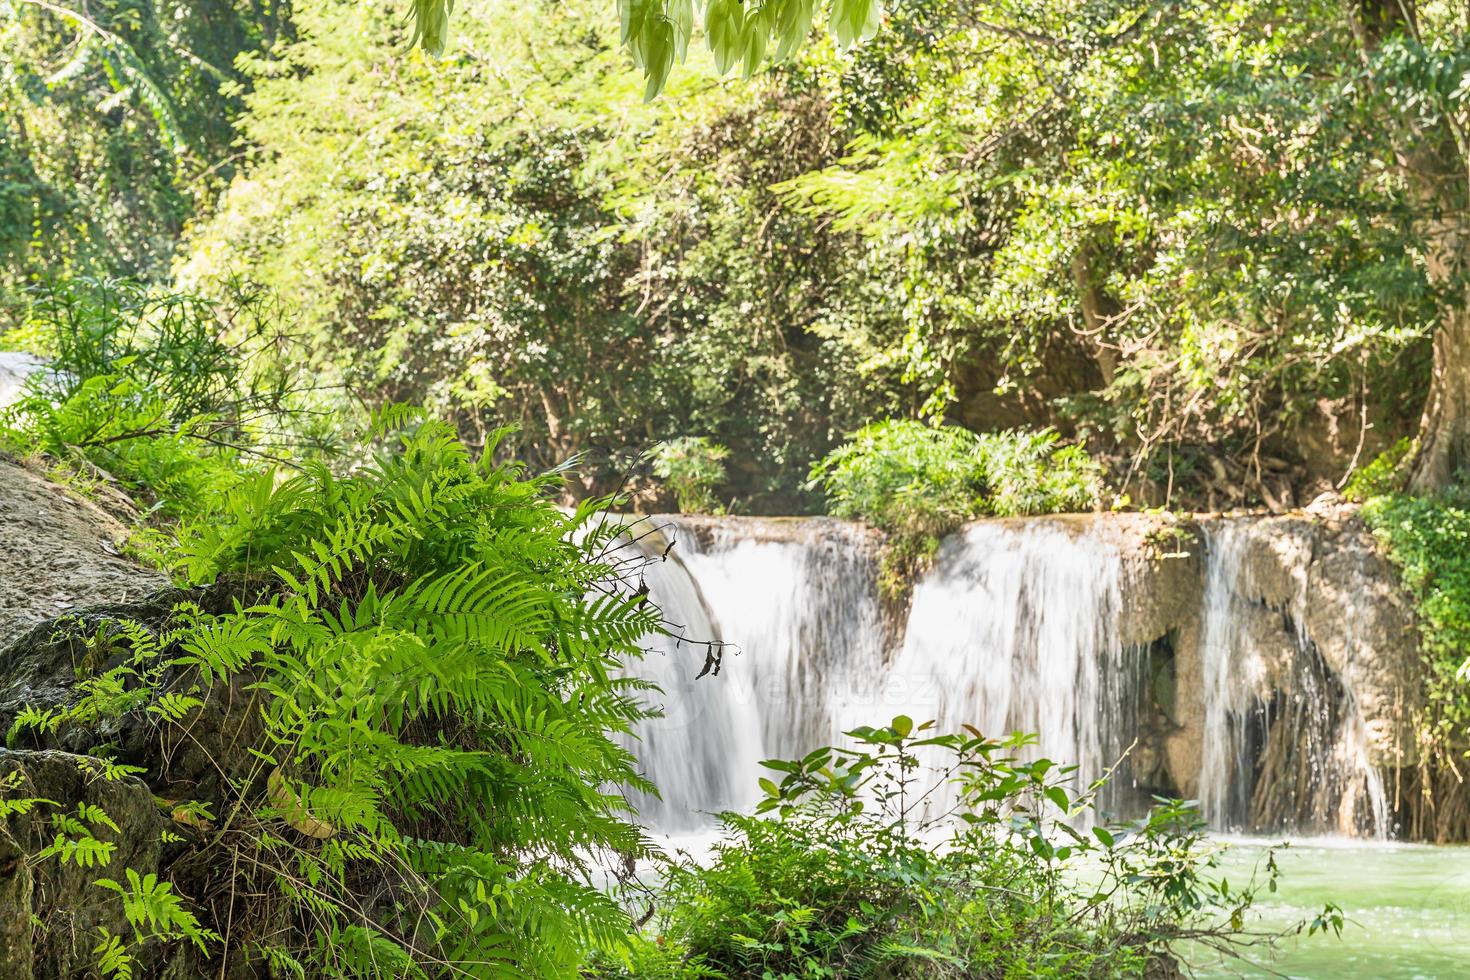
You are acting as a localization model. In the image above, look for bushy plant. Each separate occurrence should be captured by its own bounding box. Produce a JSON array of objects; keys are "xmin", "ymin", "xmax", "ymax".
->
[
  {"xmin": 598, "ymin": 717, "xmax": 1336, "ymax": 979},
  {"xmin": 0, "ymin": 279, "xmax": 322, "ymax": 521},
  {"xmin": 652, "ymin": 437, "xmax": 731, "ymax": 513},
  {"xmin": 1343, "ymin": 438, "xmax": 1414, "ymax": 502},
  {"xmin": 7, "ymin": 409, "xmax": 669, "ymax": 977},
  {"xmin": 809, "ymin": 420, "xmax": 987, "ymax": 538},
  {"xmin": 809, "ymin": 420, "xmax": 1101, "ymax": 598},
  {"xmin": 1363, "ymin": 485, "xmax": 1470, "ymax": 739},
  {"xmin": 977, "ymin": 428, "xmax": 1102, "ymax": 518},
  {"xmin": 811, "ymin": 420, "xmax": 1100, "ymax": 532}
]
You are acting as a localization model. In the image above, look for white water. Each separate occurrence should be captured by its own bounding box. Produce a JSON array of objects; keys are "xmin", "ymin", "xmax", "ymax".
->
[
  {"xmin": 629, "ymin": 516, "xmax": 1389, "ymax": 837},
  {"xmin": 623, "ymin": 519, "xmax": 887, "ymax": 830},
  {"xmin": 1196, "ymin": 521, "xmax": 1388, "ymax": 837},
  {"xmin": 0, "ymin": 350, "xmax": 43, "ymax": 408},
  {"xmin": 886, "ymin": 523, "xmax": 1129, "ymax": 818}
]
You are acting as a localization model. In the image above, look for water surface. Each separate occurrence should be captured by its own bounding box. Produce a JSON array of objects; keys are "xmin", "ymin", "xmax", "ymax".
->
[{"xmin": 1191, "ymin": 838, "xmax": 1470, "ymax": 978}]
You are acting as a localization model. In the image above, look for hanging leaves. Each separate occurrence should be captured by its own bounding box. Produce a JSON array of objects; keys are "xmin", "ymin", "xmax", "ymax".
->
[
  {"xmin": 410, "ymin": 0, "xmax": 454, "ymax": 57},
  {"xmin": 414, "ymin": 0, "xmax": 885, "ymax": 99}
]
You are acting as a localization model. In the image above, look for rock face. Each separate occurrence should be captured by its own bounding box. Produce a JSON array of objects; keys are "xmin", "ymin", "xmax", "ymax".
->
[
  {"xmin": 0, "ymin": 462, "xmax": 183, "ymax": 979},
  {"xmin": 0, "ymin": 749, "xmax": 169, "ymax": 980},
  {"xmin": 1135, "ymin": 514, "xmax": 1419, "ymax": 836},
  {"xmin": 0, "ymin": 457, "xmax": 166, "ymax": 644},
  {"xmin": 939, "ymin": 510, "xmax": 1420, "ymax": 835}
]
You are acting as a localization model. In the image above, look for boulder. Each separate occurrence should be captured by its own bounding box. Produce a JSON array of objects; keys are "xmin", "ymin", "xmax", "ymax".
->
[
  {"xmin": 0, "ymin": 457, "xmax": 166, "ymax": 645},
  {"xmin": 0, "ymin": 748, "xmax": 169, "ymax": 980}
]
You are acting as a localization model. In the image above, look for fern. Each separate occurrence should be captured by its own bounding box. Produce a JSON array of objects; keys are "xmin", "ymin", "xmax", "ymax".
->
[
  {"xmin": 147, "ymin": 414, "xmax": 665, "ymax": 975},
  {"xmin": 2, "ymin": 407, "xmax": 666, "ymax": 977},
  {"xmin": 92, "ymin": 928, "xmax": 134, "ymax": 980},
  {"xmin": 94, "ymin": 868, "xmax": 219, "ymax": 951}
]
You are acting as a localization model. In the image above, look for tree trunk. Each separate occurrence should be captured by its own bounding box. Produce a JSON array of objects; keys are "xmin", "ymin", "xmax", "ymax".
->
[
  {"xmin": 1071, "ymin": 242, "xmax": 1119, "ymax": 386},
  {"xmin": 1353, "ymin": 0, "xmax": 1470, "ymax": 491},
  {"xmin": 1408, "ymin": 299, "xmax": 1470, "ymax": 492}
]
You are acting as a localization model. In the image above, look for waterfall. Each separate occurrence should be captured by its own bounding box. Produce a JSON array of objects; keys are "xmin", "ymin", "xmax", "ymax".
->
[
  {"xmin": 628, "ymin": 514, "xmax": 1393, "ymax": 838},
  {"xmin": 1197, "ymin": 523, "xmax": 1270, "ymax": 828},
  {"xmin": 1196, "ymin": 520, "xmax": 1389, "ymax": 837},
  {"xmin": 887, "ymin": 522, "xmax": 1133, "ymax": 818},
  {"xmin": 621, "ymin": 543, "xmax": 765, "ymax": 831},
  {"xmin": 623, "ymin": 518, "xmax": 886, "ymax": 831},
  {"xmin": 629, "ymin": 517, "xmax": 1139, "ymax": 831}
]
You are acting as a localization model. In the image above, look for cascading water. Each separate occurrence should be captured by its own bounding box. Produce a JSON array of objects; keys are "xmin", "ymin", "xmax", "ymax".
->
[
  {"xmin": 629, "ymin": 516, "xmax": 1143, "ymax": 830},
  {"xmin": 623, "ymin": 518, "xmax": 886, "ymax": 831},
  {"xmin": 1195, "ymin": 520, "xmax": 1389, "ymax": 837},
  {"xmin": 621, "ymin": 543, "xmax": 765, "ymax": 831},
  {"xmin": 627, "ymin": 514, "xmax": 1395, "ymax": 838},
  {"xmin": 886, "ymin": 522, "xmax": 1136, "ymax": 819}
]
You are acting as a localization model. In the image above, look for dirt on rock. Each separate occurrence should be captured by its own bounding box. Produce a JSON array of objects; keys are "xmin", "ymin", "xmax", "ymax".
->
[{"xmin": 0, "ymin": 455, "xmax": 166, "ymax": 646}]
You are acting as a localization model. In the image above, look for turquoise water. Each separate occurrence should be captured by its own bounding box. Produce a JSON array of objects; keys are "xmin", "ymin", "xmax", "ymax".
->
[{"xmin": 1189, "ymin": 838, "xmax": 1470, "ymax": 979}]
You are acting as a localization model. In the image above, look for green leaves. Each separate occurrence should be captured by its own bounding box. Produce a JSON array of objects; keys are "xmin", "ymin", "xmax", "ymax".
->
[
  {"xmin": 829, "ymin": 0, "xmax": 881, "ymax": 49},
  {"xmin": 413, "ymin": 0, "xmax": 884, "ymax": 97},
  {"xmin": 156, "ymin": 412, "xmax": 662, "ymax": 974},
  {"xmin": 410, "ymin": 0, "xmax": 455, "ymax": 56},
  {"xmin": 635, "ymin": 718, "xmax": 1291, "ymax": 978}
]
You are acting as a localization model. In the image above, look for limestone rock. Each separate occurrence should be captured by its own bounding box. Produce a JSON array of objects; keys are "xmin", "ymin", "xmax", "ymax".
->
[
  {"xmin": 0, "ymin": 748, "xmax": 169, "ymax": 980},
  {"xmin": 0, "ymin": 457, "xmax": 166, "ymax": 645}
]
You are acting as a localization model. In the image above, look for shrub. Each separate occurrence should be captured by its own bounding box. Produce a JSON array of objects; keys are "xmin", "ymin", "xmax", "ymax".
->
[
  {"xmin": 808, "ymin": 421, "xmax": 1101, "ymax": 598},
  {"xmin": 810, "ymin": 420, "xmax": 1100, "ymax": 531},
  {"xmin": 1362, "ymin": 485, "xmax": 1470, "ymax": 740},
  {"xmin": 652, "ymin": 436, "xmax": 731, "ymax": 514},
  {"xmin": 0, "ymin": 279, "xmax": 321, "ymax": 521},
  {"xmin": 9, "ymin": 409, "xmax": 668, "ymax": 977},
  {"xmin": 597, "ymin": 717, "xmax": 1337, "ymax": 979},
  {"xmin": 1343, "ymin": 437, "xmax": 1414, "ymax": 502}
]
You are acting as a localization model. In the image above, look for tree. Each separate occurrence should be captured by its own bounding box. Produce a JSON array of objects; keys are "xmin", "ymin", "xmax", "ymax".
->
[
  {"xmin": 0, "ymin": 0, "xmax": 282, "ymax": 305},
  {"xmin": 1348, "ymin": 0, "xmax": 1470, "ymax": 491}
]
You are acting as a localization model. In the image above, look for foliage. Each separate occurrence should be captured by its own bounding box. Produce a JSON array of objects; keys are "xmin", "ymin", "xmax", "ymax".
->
[
  {"xmin": 812, "ymin": 420, "xmax": 1100, "ymax": 532},
  {"xmin": 148, "ymin": 411, "xmax": 664, "ymax": 975},
  {"xmin": 1363, "ymin": 484, "xmax": 1470, "ymax": 744},
  {"xmin": 1344, "ymin": 438, "xmax": 1414, "ymax": 503},
  {"xmin": 810, "ymin": 420, "xmax": 1099, "ymax": 596},
  {"xmin": 180, "ymin": 0, "xmax": 911, "ymax": 509},
  {"xmin": 0, "ymin": 278, "xmax": 321, "ymax": 522},
  {"xmin": 408, "ymin": 0, "xmax": 883, "ymax": 99},
  {"xmin": 776, "ymin": 0, "xmax": 1441, "ymax": 498},
  {"xmin": 0, "ymin": 0, "xmax": 282, "ymax": 307},
  {"xmin": 652, "ymin": 436, "xmax": 730, "ymax": 513},
  {"xmin": 3, "ymin": 402, "xmax": 673, "ymax": 976},
  {"xmin": 181, "ymin": 0, "xmax": 1467, "ymax": 509},
  {"xmin": 596, "ymin": 717, "xmax": 1337, "ymax": 979}
]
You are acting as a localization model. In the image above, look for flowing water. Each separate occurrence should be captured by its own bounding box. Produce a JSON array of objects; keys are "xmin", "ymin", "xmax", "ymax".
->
[
  {"xmin": 1196, "ymin": 521, "xmax": 1389, "ymax": 837},
  {"xmin": 623, "ymin": 514, "xmax": 1449, "ymax": 975}
]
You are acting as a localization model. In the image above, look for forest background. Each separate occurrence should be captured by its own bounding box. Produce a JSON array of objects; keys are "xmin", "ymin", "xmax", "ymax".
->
[{"xmin": 9, "ymin": 0, "xmax": 1470, "ymax": 514}]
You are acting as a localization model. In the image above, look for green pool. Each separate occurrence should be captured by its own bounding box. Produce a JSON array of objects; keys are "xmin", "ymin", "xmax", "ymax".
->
[{"xmin": 1189, "ymin": 838, "xmax": 1470, "ymax": 979}]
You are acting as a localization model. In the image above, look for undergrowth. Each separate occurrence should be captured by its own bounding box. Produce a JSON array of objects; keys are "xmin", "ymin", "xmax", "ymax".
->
[
  {"xmin": 1331, "ymin": 426, "xmax": 1470, "ymax": 838},
  {"xmin": 0, "ymin": 278, "xmax": 330, "ymax": 524},
  {"xmin": 591, "ymin": 718, "xmax": 1340, "ymax": 979},
  {"xmin": 5, "ymin": 408, "xmax": 667, "ymax": 976},
  {"xmin": 809, "ymin": 421, "xmax": 1101, "ymax": 601}
]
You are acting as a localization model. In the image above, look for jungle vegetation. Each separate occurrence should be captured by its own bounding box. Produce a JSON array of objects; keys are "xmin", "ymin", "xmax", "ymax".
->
[
  {"xmin": 6, "ymin": 0, "xmax": 1468, "ymax": 512},
  {"xmin": 3, "ymin": 0, "xmax": 1470, "ymax": 974}
]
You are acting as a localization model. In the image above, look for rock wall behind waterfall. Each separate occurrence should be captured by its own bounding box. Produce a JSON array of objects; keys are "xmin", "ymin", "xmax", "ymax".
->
[{"xmin": 630, "ymin": 509, "xmax": 1422, "ymax": 838}]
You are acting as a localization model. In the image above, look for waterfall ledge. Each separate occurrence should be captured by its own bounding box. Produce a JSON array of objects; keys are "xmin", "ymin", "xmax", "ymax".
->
[{"xmin": 628, "ymin": 508, "xmax": 1423, "ymax": 838}]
